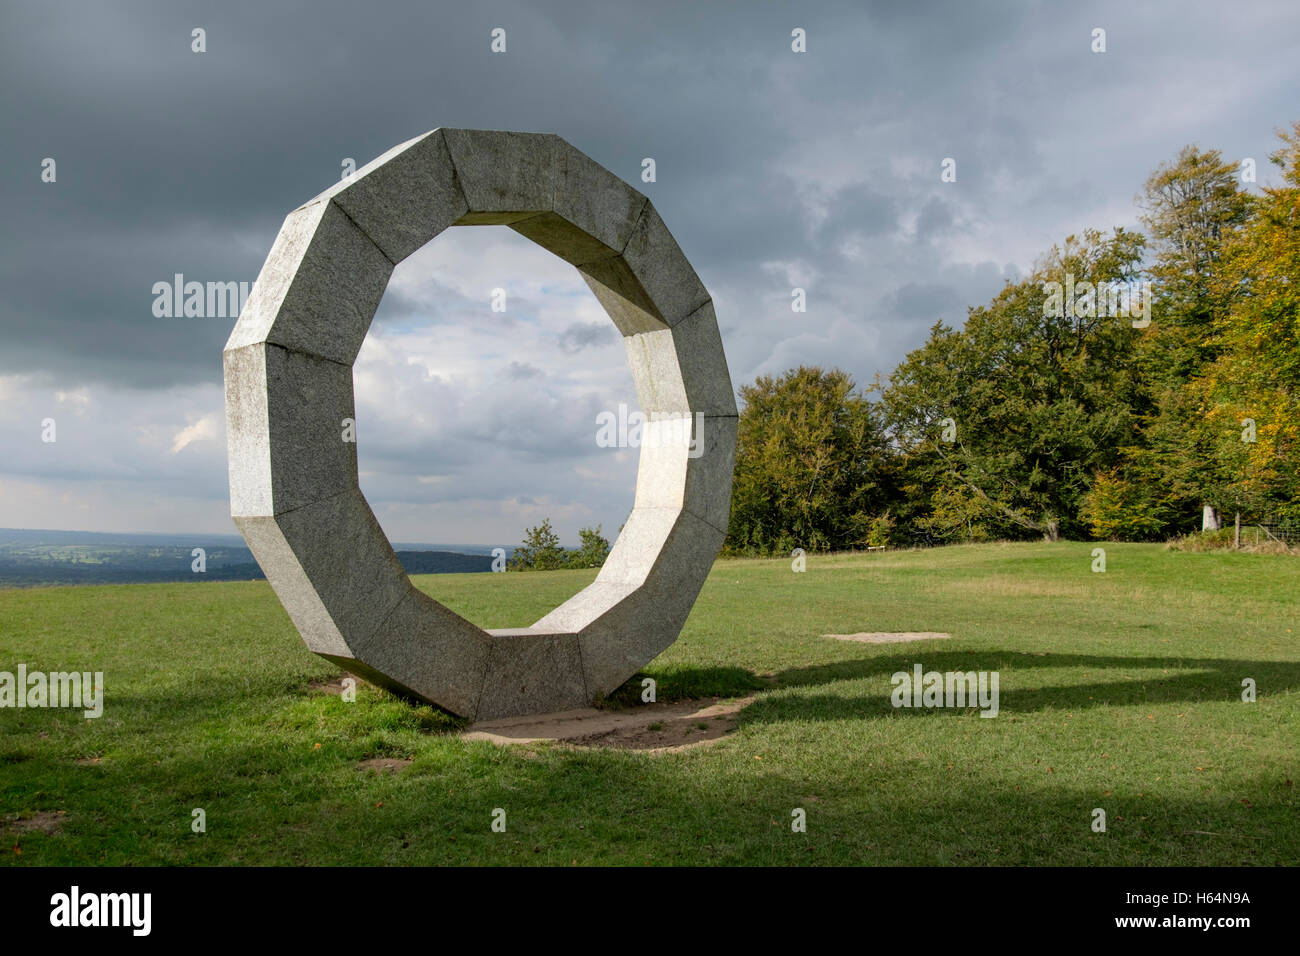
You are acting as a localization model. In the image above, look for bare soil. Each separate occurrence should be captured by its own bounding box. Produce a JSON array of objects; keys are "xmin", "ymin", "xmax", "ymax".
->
[
  {"xmin": 309, "ymin": 675, "xmax": 354, "ymax": 695},
  {"xmin": 823, "ymin": 631, "xmax": 952, "ymax": 643},
  {"xmin": 3, "ymin": 810, "xmax": 65, "ymax": 835},
  {"xmin": 463, "ymin": 696, "xmax": 753, "ymax": 753}
]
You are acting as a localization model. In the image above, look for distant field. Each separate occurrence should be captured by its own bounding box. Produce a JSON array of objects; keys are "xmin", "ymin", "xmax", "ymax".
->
[
  {"xmin": 1, "ymin": 542, "xmax": 1296, "ymax": 865},
  {"xmin": 0, "ymin": 529, "xmax": 496, "ymax": 587}
]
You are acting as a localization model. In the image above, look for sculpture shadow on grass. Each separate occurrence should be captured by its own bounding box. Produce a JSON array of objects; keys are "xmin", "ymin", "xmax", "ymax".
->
[
  {"xmin": 727, "ymin": 650, "xmax": 1300, "ymax": 726},
  {"xmin": 598, "ymin": 665, "xmax": 767, "ymax": 708}
]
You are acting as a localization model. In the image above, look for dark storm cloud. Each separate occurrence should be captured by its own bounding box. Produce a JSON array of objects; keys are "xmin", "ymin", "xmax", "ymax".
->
[
  {"xmin": 882, "ymin": 282, "xmax": 965, "ymax": 324},
  {"xmin": 1, "ymin": 0, "xmax": 857, "ymax": 388},
  {"xmin": 0, "ymin": 0, "xmax": 1041, "ymax": 390}
]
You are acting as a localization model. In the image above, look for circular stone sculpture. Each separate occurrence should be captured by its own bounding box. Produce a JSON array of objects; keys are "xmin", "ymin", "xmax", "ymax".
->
[{"xmin": 223, "ymin": 129, "xmax": 736, "ymax": 721}]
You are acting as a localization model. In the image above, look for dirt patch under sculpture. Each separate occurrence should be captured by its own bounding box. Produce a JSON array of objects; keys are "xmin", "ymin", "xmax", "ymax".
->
[{"xmin": 462, "ymin": 696, "xmax": 753, "ymax": 753}]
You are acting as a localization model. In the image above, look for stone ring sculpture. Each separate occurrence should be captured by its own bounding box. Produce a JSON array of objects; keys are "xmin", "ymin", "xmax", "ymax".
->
[{"xmin": 223, "ymin": 129, "xmax": 736, "ymax": 721}]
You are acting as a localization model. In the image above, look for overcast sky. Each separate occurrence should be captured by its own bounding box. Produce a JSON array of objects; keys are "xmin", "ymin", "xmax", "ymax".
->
[{"xmin": 2, "ymin": 0, "xmax": 1297, "ymax": 545}]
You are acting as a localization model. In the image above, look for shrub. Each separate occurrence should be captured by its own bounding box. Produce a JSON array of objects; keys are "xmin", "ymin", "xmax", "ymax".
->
[
  {"xmin": 565, "ymin": 526, "xmax": 610, "ymax": 569},
  {"xmin": 1081, "ymin": 470, "xmax": 1168, "ymax": 541},
  {"xmin": 866, "ymin": 513, "xmax": 894, "ymax": 549},
  {"xmin": 508, "ymin": 519, "xmax": 566, "ymax": 571}
]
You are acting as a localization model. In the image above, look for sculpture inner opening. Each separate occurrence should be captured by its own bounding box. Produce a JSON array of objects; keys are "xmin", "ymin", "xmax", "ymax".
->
[{"xmin": 352, "ymin": 226, "xmax": 638, "ymax": 614}]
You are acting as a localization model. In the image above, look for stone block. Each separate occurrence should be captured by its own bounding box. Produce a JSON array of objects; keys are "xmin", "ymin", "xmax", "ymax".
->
[
  {"xmin": 477, "ymin": 629, "xmax": 588, "ymax": 720},
  {"xmin": 623, "ymin": 301, "xmax": 736, "ymax": 417},
  {"xmin": 511, "ymin": 140, "xmax": 649, "ymax": 266},
  {"xmin": 235, "ymin": 488, "xmax": 409, "ymax": 656},
  {"xmin": 442, "ymin": 128, "xmax": 561, "ymax": 223},
  {"xmin": 226, "ymin": 342, "xmax": 358, "ymax": 517},
  {"xmin": 313, "ymin": 128, "xmax": 469, "ymax": 264},
  {"xmin": 576, "ymin": 511, "xmax": 726, "ymax": 696},
  {"xmin": 352, "ymin": 586, "xmax": 490, "ymax": 719},
  {"xmin": 224, "ymin": 199, "xmax": 392, "ymax": 366},
  {"xmin": 631, "ymin": 414, "xmax": 737, "ymax": 533},
  {"xmin": 578, "ymin": 202, "xmax": 711, "ymax": 334}
]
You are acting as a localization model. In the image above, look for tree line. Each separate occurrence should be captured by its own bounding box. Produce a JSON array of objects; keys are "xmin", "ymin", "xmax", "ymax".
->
[
  {"xmin": 514, "ymin": 121, "xmax": 1299, "ymax": 565},
  {"xmin": 727, "ymin": 122, "xmax": 1300, "ymax": 553}
]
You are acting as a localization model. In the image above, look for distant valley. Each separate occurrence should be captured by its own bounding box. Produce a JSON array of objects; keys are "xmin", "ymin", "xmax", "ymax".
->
[{"xmin": 0, "ymin": 528, "xmax": 507, "ymax": 588}]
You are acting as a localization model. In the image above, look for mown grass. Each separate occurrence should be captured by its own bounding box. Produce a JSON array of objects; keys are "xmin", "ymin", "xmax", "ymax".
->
[{"xmin": 1, "ymin": 542, "xmax": 1296, "ymax": 865}]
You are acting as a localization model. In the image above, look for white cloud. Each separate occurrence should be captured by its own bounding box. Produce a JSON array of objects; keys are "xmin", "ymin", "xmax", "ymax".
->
[{"xmin": 170, "ymin": 415, "xmax": 219, "ymax": 455}]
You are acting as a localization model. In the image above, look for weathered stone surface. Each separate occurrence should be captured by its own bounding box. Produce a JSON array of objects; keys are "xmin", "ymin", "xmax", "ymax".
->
[
  {"xmin": 530, "ymin": 581, "xmax": 638, "ymax": 633},
  {"xmin": 578, "ymin": 202, "xmax": 711, "ymax": 335},
  {"xmin": 575, "ymin": 511, "xmax": 728, "ymax": 696},
  {"xmin": 312, "ymin": 128, "xmax": 469, "ymax": 264},
  {"xmin": 223, "ymin": 343, "xmax": 273, "ymax": 519},
  {"xmin": 226, "ymin": 342, "xmax": 357, "ymax": 517},
  {"xmin": 478, "ymin": 629, "xmax": 588, "ymax": 720},
  {"xmin": 631, "ymin": 414, "xmax": 737, "ymax": 534},
  {"xmin": 442, "ymin": 129, "xmax": 560, "ymax": 224},
  {"xmin": 224, "ymin": 128, "xmax": 734, "ymax": 720},
  {"xmin": 624, "ymin": 302, "xmax": 737, "ymax": 417},
  {"xmin": 352, "ymin": 586, "xmax": 490, "ymax": 718},
  {"xmin": 623, "ymin": 329, "xmax": 684, "ymax": 411},
  {"xmin": 595, "ymin": 506, "xmax": 682, "ymax": 586},
  {"xmin": 533, "ymin": 506, "xmax": 728, "ymax": 693},
  {"xmin": 234, "ymin": 488, "xmax": 408, "ymax": 656},
  {"xmin": 224, "ymin": 199, "xmax": 392, "ymax": 366},
  {"xmin": 511, "ymin": 140, "xmax": 649, "ymax": 266},
  {"xmin": 663, "ymin": 301, "xmax": 738, "ymax": 417}
]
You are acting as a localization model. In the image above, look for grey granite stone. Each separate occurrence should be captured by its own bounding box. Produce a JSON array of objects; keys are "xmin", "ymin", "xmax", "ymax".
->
[
  {"xmin": 664, "ymin": 301, "xmax": 738, "ymax": 417},
  {"xmin": 236, "ymin": 489, "xmax": 409, "ymax": 655},
  {"xmin": 530, "ymin": 581, "xmax": 639, "ymax": 634},
  {"xmin": 594, "ymin": 506, "xmax": 681, "ymax": 586},
  {"xmin": 224, "ymin": 199, "xmax": 392, "ymax": 366},
  {"xmin": 575, "ymin": 511, "xmax": 727, "ymax": 696},
  {"xmin": 623, "ymin": 302, "xmax": 737, "ymax": 418},
  {"xmin": 263, "ymin": 345, "xmax": 358, "ymax": 514},
  {"xmin": 511, "ymin": 140, "xmax": 649, "ymax": 266},
  {"xmin": 314, "ymin": 128, "xmax": 469, "ymax": 264},
  {"xmin": 442, "ymin": 129, "xmax": 560, "ymax": 224},
  {"xmin": 224, "ymin": 342, "xmax": 357, "ymax": 517},
  {"xmin": 580, "ymin": 265, "xmax": 668, "ymax": 336},
  {"xmin": 224, "ymin": 128, "xmax": 734, "ymax": 719},
  {"xmin": 232, "ymin": 511, "xmax": 350, "ymax": 657},
  {"xmin": 577, "ymin": 202, "xmax": 711, "ymax": 335},
  {"xmin": 224, "ymin": 342, "xmax": 273, "ymax": 519},
  {"xmin": 477, "ymin": 629, "xmax": 588, "ymax": 720},
  {"xmin": 624, "ymin": 328, "xmax": 687, "ymax": 411},
  {"xmin": 631, "ymin": 414, "xmax": 737, "ymax": 534},
  {"xmin": 352, "ymin": 586, "xmax": 491, "ymax": 719}
]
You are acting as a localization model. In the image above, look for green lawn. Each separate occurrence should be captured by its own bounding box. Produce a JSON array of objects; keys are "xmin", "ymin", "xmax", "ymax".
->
[{"xmin": 1, "ymin": 542, "xmax": 1296, "ymax": 865}]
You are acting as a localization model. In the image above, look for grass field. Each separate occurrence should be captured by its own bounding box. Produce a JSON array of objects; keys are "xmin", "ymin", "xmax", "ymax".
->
[{"xmin": 1, "ymin": 541, "xmax": 1296, "ymax": 866}]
